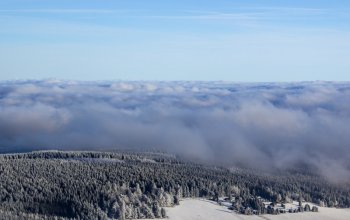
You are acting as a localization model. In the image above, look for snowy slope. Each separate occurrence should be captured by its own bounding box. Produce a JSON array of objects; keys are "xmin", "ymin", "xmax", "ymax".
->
[{"xmin": 163, "ymin": 199, "xmax": 350, "ymax": 220}]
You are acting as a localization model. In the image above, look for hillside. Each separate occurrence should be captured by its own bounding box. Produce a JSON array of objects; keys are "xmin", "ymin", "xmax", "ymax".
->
[{"xmin": 0, "ymin": 151, "xmax": 349, "ymax": 219}]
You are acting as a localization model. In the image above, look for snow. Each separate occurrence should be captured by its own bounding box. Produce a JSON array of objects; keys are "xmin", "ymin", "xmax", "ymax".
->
[
  {"xmin": 164, "ymin": 199, "xmax": 261, "ymax": 220},
  {"xmin": 267, "ymin": 207, "xmax": 350, "ymax": 220},
  {"xmin": 161, "ymin": 199, "xmax": 350, "ymax": 220}
]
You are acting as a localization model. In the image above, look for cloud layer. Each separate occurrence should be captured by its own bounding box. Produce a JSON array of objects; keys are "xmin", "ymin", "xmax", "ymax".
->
[{"xmin": 1, "ymin": 80, "xmax": 350, "ymax": 181}]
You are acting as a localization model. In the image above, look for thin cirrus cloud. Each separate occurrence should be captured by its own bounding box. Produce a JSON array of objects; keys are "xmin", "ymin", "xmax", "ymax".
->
[
  {"xmin": 1, "ymin": 80, "xmax": 350, "ymax": 182},
  {"xmin": 0, "ymin": 9, "xmax": 132, "ymax": 14},
  {"xmin": 152, "ymin": 7, "xmax": 327, "ymax": 20},
  {"xmin": 0, "ymin": 7, "xmax": 330, "ymax": 21}
]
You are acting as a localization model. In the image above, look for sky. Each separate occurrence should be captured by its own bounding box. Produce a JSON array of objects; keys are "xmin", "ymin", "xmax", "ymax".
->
[{"xmin": 0, "ymin": 0, "xmax": 350, "ymax": 81}]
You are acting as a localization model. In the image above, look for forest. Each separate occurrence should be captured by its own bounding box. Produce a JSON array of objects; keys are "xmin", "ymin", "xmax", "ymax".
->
[{"xmin": 0, "ymin": 150, "xmax": 349, "ymax": 219}]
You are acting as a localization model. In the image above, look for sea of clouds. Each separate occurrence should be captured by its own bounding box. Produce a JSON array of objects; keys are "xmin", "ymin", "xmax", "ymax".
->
[{"xmin": 1, "ymin": 80, "xmax": 350, "ymax": 181}]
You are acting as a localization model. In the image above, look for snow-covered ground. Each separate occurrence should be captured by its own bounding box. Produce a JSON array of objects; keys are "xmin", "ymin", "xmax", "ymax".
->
[{"xmin": 163, "ymin": 199, "xmax": 350, "ymax": 220}]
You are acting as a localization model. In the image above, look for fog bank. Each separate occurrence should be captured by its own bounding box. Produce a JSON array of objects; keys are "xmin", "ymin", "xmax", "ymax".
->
[{"xmin": 1, "ymin": 80, "xmax": 350, "ymax": 181}]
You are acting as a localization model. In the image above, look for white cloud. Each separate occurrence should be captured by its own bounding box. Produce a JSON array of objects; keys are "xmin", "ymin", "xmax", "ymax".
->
[{"xmin": 1, "ymin": 80, "xmax": 350, "ymax": 181}]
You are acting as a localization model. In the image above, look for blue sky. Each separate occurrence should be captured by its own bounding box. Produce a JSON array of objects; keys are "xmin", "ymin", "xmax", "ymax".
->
[{"xmin": 0, "ymin": 0, "xmax": 349, "ymax": 81}]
